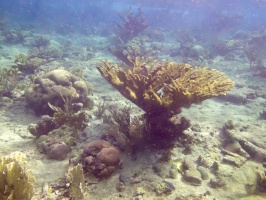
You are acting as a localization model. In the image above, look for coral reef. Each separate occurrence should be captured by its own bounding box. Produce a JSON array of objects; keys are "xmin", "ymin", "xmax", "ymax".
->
[
  {"xmin": 0, "ymin": 67, "xmax": 24, "ymax": 98},
  {"xmin": 31, "ymin": 96, "xmax": 89, "ymax": 160},
  {"xmin": 3, "ymin": 29, "xmax": 24, "ymax": 44},
  {"xmin": 0, "ymin": 152, "xmax": 35, "ymax": 200},
  {"xmin": 82, "ymin": 140, "xmax": 121, "ymax": 177},
  {"xmin": 28, "ymin": 78, "xmax": 91, "ymax": 160},
  {"xmin": 114, "ymin": 6, "xmax": 148, "ymax": 43},
  {"xmin": 36, "ymin": 124, "xmax": 81, "ymax": 160},
  {"xmin": 97, "ymin": 57, "xmax": 233, "ymax": 117},
  {"xmin": 30, "ymin": 36, "xmax": 50, "ymax": 48},
  {"xmin": 48, "ymin": 95, "xmax": 89, "ymax": 131},
  {"xmin": 100, "ymin": 105, "xmax": 148, "ymax": 152},
  {"xmin": 97, "ymin": 57, "xmax": 233, "ymax": 148},
  {"xmin": 109, "ymin": 36, "xmax": 154, "ymax": 66},
  {"xmin": 14, "ymin": 54, "xmax": 47, "ymax": 73},
  {"xmin": 25, "ymin": 69, "xmax": 91, "ymax": 115},
  {"xmin": 244, "ymin": 31, "xmax": 266, "ymax": 70}
]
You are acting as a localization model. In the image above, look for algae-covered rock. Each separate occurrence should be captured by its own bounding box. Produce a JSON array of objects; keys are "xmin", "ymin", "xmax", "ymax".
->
[
  {"xmin": 15, "ymin": 54, "xmax": 46, "ymax": 73},
  {"xmin": 153, "ymin": 163, "xmax": 178, "ymax": 179},
  {"xmin": 153, "ymin": 180, "xmax": 175, "ymax": 196},
  {"xmin": 25, "ymin": 69, "xmax": 91, "ymax": 115},
  {"xmin": 0, "ymin": 152, "xmax": 35, "ymax": 200},
  {"xmin": 181, "ymin": 157, "xmax": 203, "ymax": 185},
  {"xmin": 28, "ymin": 115, "xmax": 57, "ymax": 137}
]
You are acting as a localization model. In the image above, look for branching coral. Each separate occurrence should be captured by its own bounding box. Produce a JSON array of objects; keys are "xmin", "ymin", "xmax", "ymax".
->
[
  {"xmin": 97, "ymin": 57, "xmax": 234, "ymax": 148},
  {"xmin": 0, "ymin": 152, "xmax": 35, "ymax": 200},
  {"xmin": 114, "ymin": 6, "xmax": 148, "ymax": 43},
  {"xmin": 109, "ymin": 36, "xmax": 152, "ymax": 66},
  {"xmin": 97, "ymin": 57, "xmax": 233, "ymax": 117}
]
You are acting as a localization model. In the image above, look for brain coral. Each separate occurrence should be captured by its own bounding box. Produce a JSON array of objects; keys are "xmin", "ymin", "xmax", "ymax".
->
[
  {"xmin": 82, "ymin": 140, "xmax": 121, "ymax": 177},
  {"xmin": 25, "ymin": 69, "xmax": 90, "ymax": 115}
]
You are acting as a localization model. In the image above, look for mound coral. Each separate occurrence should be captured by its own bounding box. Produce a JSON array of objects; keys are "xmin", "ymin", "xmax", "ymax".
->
[
  {"xmin": 0, "ymin": 152, "xmax": 35, "ymax": 200},
  {"xmin": 97, "ymin": 57, "xmax": 234, "ymax": 148},
  {"xmin": 25, "ymin": 69, "xmax": 91, "ymax": 115},
  {"xmin": 82, "ymin": 140, "xmax": 121, "ymax": 177}
]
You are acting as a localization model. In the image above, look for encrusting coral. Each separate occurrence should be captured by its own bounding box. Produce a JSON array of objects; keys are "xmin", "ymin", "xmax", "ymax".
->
[
  {"xmin": 0, "ymin": 152, "xmax": 35, "ymax": 200},
  {"xmin": 97, "ymin": 56, "xmax": 234, "ymax": 148}
]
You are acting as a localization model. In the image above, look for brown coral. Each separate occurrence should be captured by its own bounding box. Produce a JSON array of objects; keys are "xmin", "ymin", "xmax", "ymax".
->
[
  {"xmin": 97, "ymin": 57, "xmax": 234, "ymax": 117},
  {"xmin": 25, "ymin": 69, "xmax": 90, "ymax": 115},
  {"xmin": 82, "ymin": 140, "xmax": 121, "ymax": 177},
  {"xmin": 97, "ymin": 57, "xmax": 233, "ymax": 148}
]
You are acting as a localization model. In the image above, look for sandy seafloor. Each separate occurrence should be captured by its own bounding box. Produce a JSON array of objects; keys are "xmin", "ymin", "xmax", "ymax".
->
[{"xmin": 1, "ymin": 32, "xmax": 266, "ymax": 200}]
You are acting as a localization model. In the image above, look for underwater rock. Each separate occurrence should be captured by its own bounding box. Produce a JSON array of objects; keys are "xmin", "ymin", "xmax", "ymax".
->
[
  {"xmin": 133, "ymin": 187, "xmax": 145, "ymax": 197},
  {"xmin": 25, "ymin": 69, "xmax": 91, "ymax": 115},
  {"xmin": 197, "ymin": 166, "xmax": 209, "ymax": 180},
  {"xmin": 197, "ymin": 155, "xmax": 214, "ymax": 168},
  {"xmin": 184, "ymin": 169, "xmax": 202, "ymax": 186},
  {"xmin": 218, "ymin": 92, "xmax": 248, "ymax": 104},
  {"xmin": 82, "ymin": 140, "xmax": 121, "ymax": 177},
  {"xmin": 238, "ymin": 139, "xmax": 266, "ymax": 162},
  {"xmin": 260, "ymin": 109, "xmax": 266, "ymax": 120},
  {"xmin": 116, "ymin": 182, "xmax": 125, "ymax": 192},
  {"xmin": 224, "ymin": 120, "xmax": 235, "ymax": 130},
  {"xmin": 182, "ymin": 157, "xmax": 202, "ymax": 185},
  {"xmin": 28, "ymin": 115, "xmax": 57, "ymax": 137},
  {"xmin": 209, "ymin": 177, "xmax": 226, "ymax": 188},
  {"xmin": 189, "ymin": 45, "xmax": 204, "ymax": 60},
  {"xmin": 191, "ymin": 123, "xmax": 201, "ymax": 132},
  {"xmin": 41, "ymin": 138, "xmax": 70, "ymax": 160},
  {"xmin": 222, "ymin": 155, "xmax": 246, "ymax": 167},
  {"xmin": 153, "ymin": 163, "xmax": 178, "ymax": 179},
  {"xmin": 153, "ymin": 180, "xmax": 175, "ymax": 196},
  {"xmin": 257, "ymin": 167, "xmax": 266, "ymax": 191},
  {"xmin": 47, "ymin": 142, "xmax": 70, "ymax": 160}
]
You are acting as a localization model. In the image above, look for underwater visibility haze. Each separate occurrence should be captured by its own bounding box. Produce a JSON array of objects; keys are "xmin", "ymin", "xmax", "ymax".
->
[{"xmin": 0, "ymin": 0, "xmax": 266, "ymax": 199}]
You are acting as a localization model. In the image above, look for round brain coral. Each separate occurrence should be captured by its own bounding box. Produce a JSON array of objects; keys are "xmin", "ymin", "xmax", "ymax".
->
[
  {"xmin": 82, "ymin": 140, "xmax": 121, "ymax": 177},
  {"xmin": 25, "ymin": 69, "xmax": 90, "ymax": 115}
]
